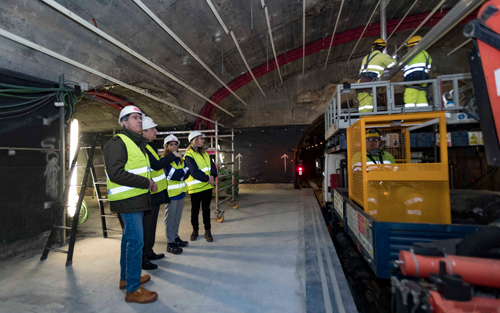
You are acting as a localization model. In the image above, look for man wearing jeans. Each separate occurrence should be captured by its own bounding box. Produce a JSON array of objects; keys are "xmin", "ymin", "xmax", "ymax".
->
[{"xmin": 104, "ymin": 105, "xmax": 158, "ymax": 304}]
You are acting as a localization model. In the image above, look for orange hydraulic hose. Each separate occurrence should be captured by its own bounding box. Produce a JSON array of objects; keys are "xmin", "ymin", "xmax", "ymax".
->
[{"xmin": 399, "ymin": 250, "xmax": 500, "ymax": 288}]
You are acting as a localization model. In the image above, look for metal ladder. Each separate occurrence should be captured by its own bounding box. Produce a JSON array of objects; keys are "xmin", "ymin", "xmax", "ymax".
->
[
  {"xmin": 81, "ymin": 138, "xmax": 124, "ymax": 237},
  {"xmin": 40, "ymin": 135, "xmax": 99, "ymax": 266}
]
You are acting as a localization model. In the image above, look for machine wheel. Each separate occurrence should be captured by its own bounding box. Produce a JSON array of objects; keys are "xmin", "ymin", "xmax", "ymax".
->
[{"xmin": 216, "ymin": 215, "xmax": 224, "ymax": 223}]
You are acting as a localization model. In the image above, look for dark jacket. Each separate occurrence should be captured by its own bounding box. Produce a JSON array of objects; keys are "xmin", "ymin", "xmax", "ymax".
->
[
  {"xmin": 165, "ymin": 159, "xmax": 190, "ymax": 181},
  {"xmin": 145, "ymin": 142, "xmax": 179, "ymax": 207},
  {"xmin": 184, "ymin": 147, "xmax": 218, "ymax": 182},
  {"xmin": 104, "ymin": 127, "xmax": 151, "ymax": 213}
]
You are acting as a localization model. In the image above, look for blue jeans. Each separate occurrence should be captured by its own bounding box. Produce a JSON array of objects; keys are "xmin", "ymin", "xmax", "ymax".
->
[{"xmin": 120, "ymin": 212, "xmax": 144, "ymax": 293}]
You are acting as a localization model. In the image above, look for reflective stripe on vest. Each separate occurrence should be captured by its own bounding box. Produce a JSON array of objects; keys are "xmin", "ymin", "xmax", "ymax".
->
[
  {"xmin": 166, "ymin": 160, "xmax": 188, "ymax": 198},
  {"xmin": 145, "ymin": 144, "xmax": 167, "ymax": 195},
  {"xmin": 403, "ymin": 51, "xmax": 431, "ymax": 77},
  {"xmin": 185, "ymin": 149, "xmax": 213, "ymax": 194},
  {"xmin": 106, "ymin": 134, "xmax": 151, "ymax": 201}
]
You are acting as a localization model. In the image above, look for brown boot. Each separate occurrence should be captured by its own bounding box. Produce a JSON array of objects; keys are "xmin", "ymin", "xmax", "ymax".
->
[
  {"xmin": 119, "ymin": 274, "xmax": 151, "ymax": 290},
  {"xmin": 204, "ymin": 229, "xmax": 213, "ymax": 242},
  {"xmin": 190, "ymin": 230, "xmax": 198, "ymax": 241},
  {"xmin": 125, "ymin": 286, "xmax": 158, "ymax": 303}
]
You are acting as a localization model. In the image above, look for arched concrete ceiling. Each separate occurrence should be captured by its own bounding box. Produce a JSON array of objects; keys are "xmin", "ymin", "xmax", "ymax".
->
[{"xmin": 0, "ymin": 0, "xmax": 472, "ymax": 132}]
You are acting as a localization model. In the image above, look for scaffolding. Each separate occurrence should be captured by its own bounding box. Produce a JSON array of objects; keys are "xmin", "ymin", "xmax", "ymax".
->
[{"xmin": 157, "ymin": 122, "xmax": 238, "ymax": 223}]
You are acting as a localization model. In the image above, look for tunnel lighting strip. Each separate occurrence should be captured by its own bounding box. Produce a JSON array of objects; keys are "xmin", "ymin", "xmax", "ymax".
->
[
  {"xmin": 265, "ymin": 6, "xmax": 283, "ymax": 83},
  {"xmin": 132, "ymin": 0, "xmax": 248, "ymax": 106},
  {"xmin": 40, "ymin": 0, "xmax": 234, "ymax": 118},
  {"xmin": 346, "ymin": 0, "xmax": 380, "ymax": 63},
  {"xmin": 230, "ymin": 31, "xmax": 266, "ymax": 96},
  {"xmin": 393, "ymin": 0, "xmax": 447, "ymax": 55},
  {"xmin": 303, "ymin": 0, "xmax": 306, "ymax": 76},
  {"xmin": 323, "ymin": 0, "xmax": 345, "ymax": 69},
  {"xmin": 386, "ymin": 0, "xmax": 418, "ymax": 42},
  {"xmin": 0, "ymin": 28, "xmax": 220, "ymax": 126},
  {"xmin": 447, "ymin": 38, "xmax": 472, "ymax": 56},
  {"xmin": 205, "ymin": 0, "xmax": 229, "ymax": 35}
]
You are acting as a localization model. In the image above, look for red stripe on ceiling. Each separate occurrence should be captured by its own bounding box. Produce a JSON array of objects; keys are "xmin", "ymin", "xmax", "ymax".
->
[{"xmin": 194, "ymin": 10, "xmax": 476, "ymax": 129}]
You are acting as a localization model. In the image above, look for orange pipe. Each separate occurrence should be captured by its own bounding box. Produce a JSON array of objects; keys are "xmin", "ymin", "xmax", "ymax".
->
[{"xmin": 399, "ymin": 250, "xmax": 500, "ymax": 288}]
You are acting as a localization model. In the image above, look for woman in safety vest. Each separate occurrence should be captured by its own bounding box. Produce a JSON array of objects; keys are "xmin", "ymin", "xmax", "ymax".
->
[
  {"xmin": 163, "ymin": 134, "xmax": 190, "ymax": 254},
  {"xmin": 184, "ymin": 131, "xmax": 218, "ymax": 242}
]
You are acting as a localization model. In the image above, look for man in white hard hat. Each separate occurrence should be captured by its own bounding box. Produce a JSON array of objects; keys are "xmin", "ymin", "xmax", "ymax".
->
[
  {"xmin": 104, "ymin": 105, "xmax": 158, "ymax": 304},
  {"xmin": 141, "ymin": 116, "xmax": 181, "ymax": 269}
]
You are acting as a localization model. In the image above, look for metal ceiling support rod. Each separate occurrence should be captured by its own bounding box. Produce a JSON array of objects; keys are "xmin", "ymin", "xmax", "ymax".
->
[
  {"xmin": 230, "ymin": 31, "xmax": 266, "ymax": 96},
  {"xmin": 41, "ymin": 0, "xmax": 234, "ymax": 117},
  {"xmin": 265, "ymin": 6, "xmax": 283, "ymax": 83},
  {"xmin": 303, "ymin": 0, "xmax": 306, "ymax": 76},
  {"xmin": 323, "ymin": 0, "xmax": 345, "ymax": 69},
  {"xmin": 384, "ymin": 0, "xmax": 486, "ymax": 80},
  {"xmin": 346, "ymin": 0, "xmax": 380, "ymax": 63},
  {"xmin": 380, "ymin": 0, "xmax": 387, "ymax": 42},
  {"xmin": 205, "ymin": 0, "xmax": 229, "ymax": 35},
  {"xmin": 446, "ymin": 38, "xmax": 473, "ymax": 56},
  {"xmin": 393, "ymin": 0, "xmax": 447, "ymax": 55},
  {"xmin": 133, "ymin": 0, "xmax": 248, "ymax": 107},
  {"xmin": 0, "ymin": 28, "xmax": 221, "ymax": 126},
  {"xmin": 387, "ymin": 0, "xmax": 419, "ymax": 41},
  {"xmin": 204, "ymin": 0, "xmax": 265, "ymax": 96}
]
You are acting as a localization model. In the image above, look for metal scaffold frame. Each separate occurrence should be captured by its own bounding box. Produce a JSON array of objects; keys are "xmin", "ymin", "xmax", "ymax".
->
[{"xmin": 157, "ymin": 122, "xmax": 238, "ymax": 223}]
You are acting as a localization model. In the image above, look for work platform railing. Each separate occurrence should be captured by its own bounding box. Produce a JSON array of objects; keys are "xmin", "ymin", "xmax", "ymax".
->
[{"xmin": 325, "ymin": 73, "xmax": 474, "ymax": 140}]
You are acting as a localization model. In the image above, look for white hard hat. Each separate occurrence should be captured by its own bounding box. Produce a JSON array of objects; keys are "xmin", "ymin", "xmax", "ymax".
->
[
  {"xmin": 164, "ymin": 134, "xmax": 180, "ymax": 146},
  {"xmin": 118, "ymin": 105, "xmax": 144, "ymax": 126},
  {"xmin": 188, "ymin": 130, "xmax": 205, "ymax": 142},
  {"xmin": 142, "ymin": 116, "xmax": 158, "ymax": 130}
]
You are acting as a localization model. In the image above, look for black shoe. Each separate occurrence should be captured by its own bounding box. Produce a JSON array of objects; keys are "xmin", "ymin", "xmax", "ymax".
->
[
  {"xmin": 166, "ymin": 243, "xmax": 183, "ymax": 255},
  {"xmin": 142, "ymin": 260, "xmax": 158, "ymax": 270},
  {"xmin": 147, "ymin": 252, "xmax": 165, "ymax": 260},
  {"xmin": 175, "ymin": 237, "xmax": 189, "ymax": 247},
  {"xmin": 204, "ymin": 229, "xmax": 213, "ymax": 242},
  {"xmin": 190, "ymin": 230, "xmax": 198, "ymax": 241}
]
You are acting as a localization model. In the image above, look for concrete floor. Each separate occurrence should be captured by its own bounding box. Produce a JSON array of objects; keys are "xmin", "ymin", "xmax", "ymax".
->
[{"xmin": 0, "ymin": 189, "xmax": 356, "ymax": 313}]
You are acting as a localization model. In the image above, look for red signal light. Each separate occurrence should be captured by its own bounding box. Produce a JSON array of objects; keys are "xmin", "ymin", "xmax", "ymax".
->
[{"xmin": 298, "ymin": 167, "xmax": 303, "ymax": 171}]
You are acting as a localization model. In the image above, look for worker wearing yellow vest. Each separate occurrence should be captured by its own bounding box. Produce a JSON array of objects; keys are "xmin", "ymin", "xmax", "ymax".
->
[
  {"xmin": 104, "ymin": 105, "xmax": 158, "ymax": 304},
  {"xmin": 357, "ymin": 38, "xmax": 396, "ymax": 112},
  {"xmin": 141, "ymin": 117, "xmax": 181, "ymax": 268},
  {"xmin": 162, "ymin": 134, "xmax": 190, "ymax": 254},
  {"xmin": 403, "ymin": 35, "xmax": 433, "ymax": 108},
  {"xmin": 184, "ymin": 130, "xmax": 218, "ymax": 242}
]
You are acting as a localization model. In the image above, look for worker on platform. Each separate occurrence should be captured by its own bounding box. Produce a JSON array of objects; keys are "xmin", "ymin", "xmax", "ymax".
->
[
  {"xmin": 163, "ymin": 134, "xmax": 190, "ymax": 254},
  {"xmin": 403, "ymin": 35, "xmax": 432, "ymax": 108},
  {"xmin": 104, "ymin": 105, "xmax": 157, "ymax": 304},
  {"xmin": 141, "ymin": 117, "xmax": 181, "ymax": 268},
  {"xmin": 184, "ymin": 131, "xmax": 218, "ymax": 242},
  {"xmin": 357, "ymin": 38, "xmax": 396, "ymax": 113}
]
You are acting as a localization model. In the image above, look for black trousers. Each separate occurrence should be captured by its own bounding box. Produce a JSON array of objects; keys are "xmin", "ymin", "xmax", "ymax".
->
[
  {"xmin": 190, "ymin": 189, "xmax": 212, "ymax": 231},
  {"xmin": 143, "ymin": 205, "xmax": 160, "ymax": 261}
]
